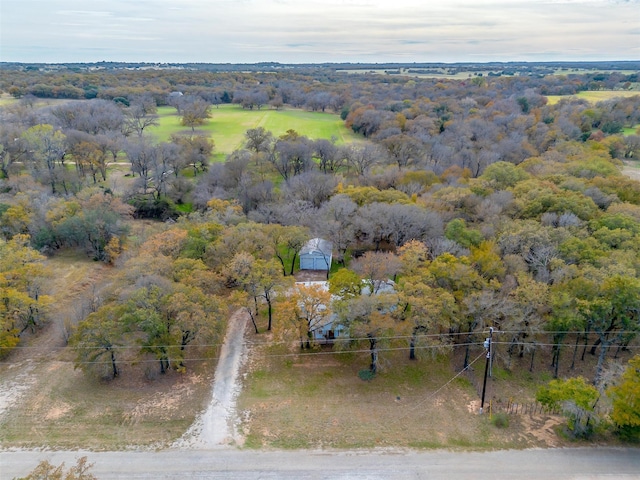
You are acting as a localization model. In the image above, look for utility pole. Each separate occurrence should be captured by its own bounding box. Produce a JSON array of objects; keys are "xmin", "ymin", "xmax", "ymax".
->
[{"xmin": 480, "ymin": 327, "xmax": 493, "ymax": 414}]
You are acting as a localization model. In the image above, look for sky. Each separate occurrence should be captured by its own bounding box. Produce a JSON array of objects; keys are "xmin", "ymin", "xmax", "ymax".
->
[{"xmin": 1, "ymin": 0, "xmax": 638, "ymax": 64}]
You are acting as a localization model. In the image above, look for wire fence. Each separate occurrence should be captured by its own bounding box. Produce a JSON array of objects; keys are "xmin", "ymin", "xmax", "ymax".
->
[
  {"xmin": 492, "ymin": 399, "xmax": 561, "ymax": 416},
  {"xmin": 464, "ymin": 363, "xmax": 561, "ymax": 416}
]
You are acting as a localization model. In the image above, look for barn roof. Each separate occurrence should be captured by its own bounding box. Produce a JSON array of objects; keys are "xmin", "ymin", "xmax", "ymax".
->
[{"xmin": 300, "ymin": 238, "xmax": 333, "ymax": 256}]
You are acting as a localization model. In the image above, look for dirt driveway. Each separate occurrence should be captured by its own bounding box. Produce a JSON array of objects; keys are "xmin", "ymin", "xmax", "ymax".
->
[{"xmin": 174, "ymin": 309, "xmax": 249, "ymax": 448}]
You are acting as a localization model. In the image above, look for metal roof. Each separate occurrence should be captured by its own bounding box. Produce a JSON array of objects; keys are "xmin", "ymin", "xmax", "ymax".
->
[{"xmin": 300, "ymin": 238, "xmax": 333, "ymax": 256}]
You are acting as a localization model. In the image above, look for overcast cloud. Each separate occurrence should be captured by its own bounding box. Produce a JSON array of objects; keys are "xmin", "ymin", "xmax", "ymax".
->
[{"xmin": 1, "ymin": 0, "xmax": 638, "ymax": 63}]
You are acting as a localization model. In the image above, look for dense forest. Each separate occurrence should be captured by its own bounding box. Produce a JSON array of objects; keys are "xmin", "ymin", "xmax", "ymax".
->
[{"xmin": 1, "ymin": 63, "xmax": 640, "ymax": 440}]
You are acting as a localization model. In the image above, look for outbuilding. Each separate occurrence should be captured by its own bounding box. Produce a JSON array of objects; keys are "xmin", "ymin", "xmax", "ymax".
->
[{"xmin": 299, "ymin": 238, "xmax": 333, "ymax": 271}]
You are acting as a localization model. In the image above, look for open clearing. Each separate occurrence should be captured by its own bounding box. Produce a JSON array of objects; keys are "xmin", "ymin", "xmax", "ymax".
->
[
  {"xmin": 234, "ymin": 329, "xmax": 620, "ymax": 450},
  {"xmin": 148, "ymin": 105, "xmax": 362, "ymax": 161},
  {"xmin": 623, "ymin": 161, "xmax": 640, "ymax": 181},
  {"xmin": 546, "ymin": 90, "xmax": 640, "ymax": 105}
]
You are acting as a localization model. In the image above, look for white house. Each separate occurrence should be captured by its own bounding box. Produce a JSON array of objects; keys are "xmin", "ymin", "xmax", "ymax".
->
[{"xmin": 295, "ymin": 279, "xmax": 396, "ymax": 344}]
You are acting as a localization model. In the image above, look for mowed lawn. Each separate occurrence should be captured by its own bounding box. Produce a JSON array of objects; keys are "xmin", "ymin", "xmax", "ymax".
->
[{"xmin": 148, "ymin": 105, "xmax": 362, "ymax": 160}]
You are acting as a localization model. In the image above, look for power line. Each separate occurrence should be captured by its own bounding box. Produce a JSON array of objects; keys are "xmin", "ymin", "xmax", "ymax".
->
[
  {"xmin": 0, "ymin": 342, "xmax": 484, "ymax": 366},
  {"xmin": 369, "ymin": 350, "xmax": 488, "ymax": 437},
  {"xmin": 6, "ymin": 329, "xmax": 640, "ymax": 351},
  {"xmin": 4, "ymin": 340, "xmax": 638, "ymax": 367}
]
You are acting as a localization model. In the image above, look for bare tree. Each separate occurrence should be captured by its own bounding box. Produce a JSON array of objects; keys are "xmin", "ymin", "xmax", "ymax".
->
[
  {"xmin": 123, "ymin": 102, "xmax": 159, "ymax": 138},
  {"xmin": 269, "ymin": 136, "xmax": 314, "ymax": 181},
  {"xmin": 21, "ymin": 124, "xmax": 67, "ymax": 193},
  {"xmin": 282, "ymin": 171, "xmax": 337, "ymax": 208},
  {"xmin": 123, "ymin": 136, "xmax": 155, "ymax": 194},
  {"xmin": 344, "ymin": 143, "xmax": 383, "ymax": 176},
  {"xmin": 382, "ymin": 134, "xmax": 423, "ymax": 170},
  {"xmin": 314, "ymin": 138, "xmax": 343, "ymax": 174},
  {"xmin": 171, "ymin": 134, "xmax": 214, "ymax": 175},
  {"xmin": 51, "ymin": 99, "xmax": 124, "ymax": 135},
  {"xmin": 181, "ymin": 97, "xmax": 212, "ymax": 132},
  {"xmin": 245, "ymin": 127, "xmax": 273, "ymax": 153},
  {"xmin": 351, "ymin": 251, "xmax": 402, "ymax": 295}
]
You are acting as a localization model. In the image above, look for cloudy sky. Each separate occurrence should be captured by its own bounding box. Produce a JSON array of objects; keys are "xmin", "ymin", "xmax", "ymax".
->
[{"xmin": 1, "ymin": 0, "xmax": 638, "ymax": 63}]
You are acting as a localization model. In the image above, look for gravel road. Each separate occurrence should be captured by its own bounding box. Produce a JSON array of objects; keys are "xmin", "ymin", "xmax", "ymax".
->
[{"xmin": 2, "ymin": 447, "xmax": 640, "ymax": 479}]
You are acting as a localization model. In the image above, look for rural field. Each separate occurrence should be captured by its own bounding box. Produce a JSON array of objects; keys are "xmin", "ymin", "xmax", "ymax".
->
[
  {"xmin": 234, "ymin": 305, "xmax": 640, "ymax": 451},
  {"xmin": 0, "ymin": 95, "xmax": 361, "ymax": 162},
  {"xmin": 545, "ymin": 90, "xmax": 640, "ymax": 105},
  {"xmin": 237, "ymin": 339, "xmax": 561, "ymax": 450},
  {"xmin": 545, "ymin": 91, "xmax": 640, "ymax": 136},
  {"xmin": 148, "ymin": 105, "xmax": 362, "ymax": 161}
]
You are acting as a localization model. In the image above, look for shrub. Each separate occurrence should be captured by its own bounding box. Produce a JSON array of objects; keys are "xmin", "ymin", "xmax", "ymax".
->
[
  {"xmin": 607, "ymin": 355, "xmax": 640, "ymax": 441},
  {"xmin": 128, "ymin": 195, "xmax": 179, "ymax": 221},
  {"xmin": 491, "ymin": 412, "xmax": 510, "ymax": 428},
  {"xmin": 358, "ymin": 369, "xmax": 376, "ymax": 381},
  {"xmin": 15, "ymin": 456, "xmax": 96, "ymax": 480},
  {"xmin": 537, "ymin": 377, "xmax": 599, "ymax": 439}
]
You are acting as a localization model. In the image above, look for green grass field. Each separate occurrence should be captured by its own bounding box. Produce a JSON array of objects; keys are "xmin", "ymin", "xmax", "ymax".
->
[
  {"xmin": 337, "ymin": 68, "xmax": 504, "ymax": 79},
  {"xmin": 546, "ymin": 90, "xmax": 640, "ymax": 105},
  {"xmin": 0, "ymin": 94, "xmax": 16, "ymax": 106},
  {"xmin": 148, "ymin": 105, "xmax": 362, "ymax": 161},
  {"xmin": 0, "ymin": 95, "xmax": 79, "ymax": 108}
]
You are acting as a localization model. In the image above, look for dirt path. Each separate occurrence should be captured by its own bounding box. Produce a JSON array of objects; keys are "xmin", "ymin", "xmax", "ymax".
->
[
  {"xmin": 174, "ymin": 309, "xmax": 249, "ymax": 448},
  {"xmin": 622, "ymin": 164, "xmax": 640, "ymax": 181},
  {"xmin": 0, "ymin": 255, "xmax": 110, "ymax": 420}
]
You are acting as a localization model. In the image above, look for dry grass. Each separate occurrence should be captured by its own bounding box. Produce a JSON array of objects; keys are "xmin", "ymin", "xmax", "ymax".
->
[
  {"xmin": 0, "ymin": 248, "xmax": 218, "ymax": 450},
  {"xmin": 235, "ymin": 334, "xmax": 585, "ymax": 451},
  {"xmin": 623, "ymin": 161, "xmax": 640, "ymax": 181},
  {"xmin": 235, "ymin": 310, "xmax": 638, "ymax": 451},
  {"xmin": 0, "ymin": 358, "xmax": 217, "ymax": 449}
]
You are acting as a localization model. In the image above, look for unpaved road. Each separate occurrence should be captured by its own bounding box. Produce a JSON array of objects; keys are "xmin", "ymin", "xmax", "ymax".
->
[
  {"xmin": 0, "ymin": 257, "xmax": 111, "ymax": 421},
  {"xmin": 623, "ymin": 165, "xmax": 640, "ymax": 182},
  {"xmin": 2, "ymin": 447, "xmax": 640, "ymax": 479},
  {"xmin": 174, "ymin": 309, "xmax": 249, "ymax": 448}
]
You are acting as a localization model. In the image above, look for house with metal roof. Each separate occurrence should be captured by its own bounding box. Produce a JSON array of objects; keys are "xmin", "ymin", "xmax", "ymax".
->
[{"xmin": 299, "ymin": 238, "xmax": 333, "ymax": 272}]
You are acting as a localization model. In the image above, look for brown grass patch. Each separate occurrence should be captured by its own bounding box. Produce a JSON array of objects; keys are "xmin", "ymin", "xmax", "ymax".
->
[
  {"xmin": 237, "ymin": 328, "xmax": 635, "ymax": 450},
  {"xmin": 0, "ymin": 358, "xmax": 216, "ymax": 449},
  {"xmin": 237, "ymin": 342, "xmax": 503, "ymax": 450}
]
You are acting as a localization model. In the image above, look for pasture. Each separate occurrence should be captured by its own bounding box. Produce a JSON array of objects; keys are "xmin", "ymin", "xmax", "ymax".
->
[
  {"xmin": 545, "ymin": 90, "xmax": 640, "ymax": 105},
  {"xmin": 337, "ymin": 68, "xmax": 507, "ymax": 79},
  {"xmin": 148, "ymin": 105, "xmax": 362, "ymax": 161},
  {"xmin": 0, "ymin": 93, "xmax": 15, "ymax": 106}
]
